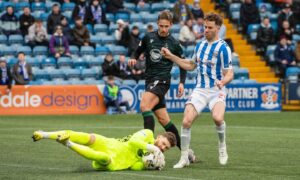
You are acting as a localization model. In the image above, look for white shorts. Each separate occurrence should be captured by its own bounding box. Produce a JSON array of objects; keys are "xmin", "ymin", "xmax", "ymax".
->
[{"xmin": 186, "ymin": 86, "xmax": 226, "ymax": 113}]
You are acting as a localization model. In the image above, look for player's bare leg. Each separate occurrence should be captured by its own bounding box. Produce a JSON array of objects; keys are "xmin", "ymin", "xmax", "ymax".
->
[
  {"xmin": 140, "ymin": 92, "xmax": 159, "ymax": 131},
  {"xmin": 212, "ymin": 102, "xmax": 228, "ymax": 165},
  {"xmin": 174, "ymin": 104, "xmax": 198, "ymax": 168}
]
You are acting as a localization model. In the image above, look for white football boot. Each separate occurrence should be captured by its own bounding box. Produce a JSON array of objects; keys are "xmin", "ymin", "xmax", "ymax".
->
[
  {"xmin": 218, "ymin": 143, "xmax": 228, "ymax": 165},
  {"xmin": 173, "ymin": 153, "xmax": 190, "ymax": 169}
]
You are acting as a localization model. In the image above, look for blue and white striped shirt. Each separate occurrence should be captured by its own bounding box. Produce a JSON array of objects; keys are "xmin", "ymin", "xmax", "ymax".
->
[{"xmin": 191, "ymin": 39, "xmax": 232, "ymax": 88}]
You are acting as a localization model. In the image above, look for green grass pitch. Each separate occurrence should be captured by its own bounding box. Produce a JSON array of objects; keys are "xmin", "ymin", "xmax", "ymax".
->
[{"xmin": 1, "ymin": 112, "xmax": 300, "ymax": 180}]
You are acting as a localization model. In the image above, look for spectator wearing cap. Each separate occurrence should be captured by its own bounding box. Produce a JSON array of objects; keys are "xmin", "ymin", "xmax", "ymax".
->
[
  {"xmin": 172, "ymin": 0, "xmax": 194, "ymax": 24},
  {"xmin": 49, "ymin": 25, "xmax": 71, "ymax": 59},
  {"xmin": 72, "ymin": 0, "xmax": 88, "ymax": 23},
  {"xmin": 0, "ymin": 6, "xmax": 21, "ymax": 36},
  {"xmin": 274, "ymin": 36, "xmax": 296, "ymax": 77},
  {"xmin": 278, "ymin": 3, "xmax": 297, "ymax": 30},
  {"xmin": 27, "ymin": 19, "xmax": 48, "ymax": 47},
  {"xmin": 179, "ymin": 19, "xmax": 196, "ymax": 46},
  {"xmin": 278, "ymin": 20, "xmax": 294, "ymax": 43},
  {"xmin": 240, "ymin": 0, "xmax": 260, "ymax": 34},
  {"xmin": 102, "ymin": 53, "xmax": 119, "ymax": 77},
  {"xmin": 85, "ymin": 0, "xmax": 109, "ymax": 26},
  {"xmin": 256, "ymin": 17, "xmax": 274, "ymax": 54},
  {"xmin": 19, "ymin": 7, "xmax": 35, "ymax": 36},
  {"xmin": 128, "ymin": 26, "xmax": 141, "ymax": 56},
  {"xmin": 115, "ymin": 19, "xmax": 130, "ymax": 47},
  {"xmin": 12, "ymin": 52, "xmax": 33, "ymax": 85},
  {"xmin": 47, "ymin": 3, "xmax": 64, "ymax": 34},
  {"xmin": 72, "ymin": 16, "xmax": 96, "ymax": 48},
  {"xmin": 191, "ymin": 0, "xmax": 204, "ymax": 19},
  {"xmin": 60, "ymin": 16, "xmax": 74, "ymax": 45},
  {"xmin": 0, "ymin": 59, "xmax": 13, "ymax": 94}
]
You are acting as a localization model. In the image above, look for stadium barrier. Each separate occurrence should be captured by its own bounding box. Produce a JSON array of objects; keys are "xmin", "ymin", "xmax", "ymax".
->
[{"xmin": 0, "ymin": 83, "xmax": 281, "ymax": 115}]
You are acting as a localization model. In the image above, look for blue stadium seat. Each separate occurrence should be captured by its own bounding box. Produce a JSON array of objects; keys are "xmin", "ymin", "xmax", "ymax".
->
[
  {"xmin": 73, "ymin": 57, "xmax": 88, "ymax": 69},
  {"xmin": 45, "ymin": 1, "xmax": 56, "ymax": 12},
  {"xmin": 136, "ymin": 3, "xmax": 150, "ymax": 12},
  {"xmin": 170, "ymin": 24, "xmax": 181, "ymax": 34},
  {"xmin": 0, "ymin": 34, "xmax": 7, "ymax": 44},
  {"xmin": 265, "ymin": 45, "xmax": 276, "ymax": 64},
  {"xmin": 171, "ymin": 66, "xmax": 180, "ymax": 79},
  {"xmin": 95, "ymin": 46, "xmax": 110, "ymax": 56},
  {"xmin": 81, "ymin": 68, "xmax": 99, "ymax": 80},
  {"xmin": 94, "ymin": 24, "xmax": 108, "ymax": 34},
  {"xmin": 232, "ymin": 55, "xmax": 240, "ymax": 67},
  {"xmin": 130, "ymin": 13, "xmax": 143, "ymax": 23},
  {"xmin": 234, "ymin": 67, "xmax": 249, "ymax": 79},
  {"xmin": 115, "ymin": 12, "xmax": 130, "ymax": 22},
  {"xmin": 31, "ymin": 2, "xmax": 46, "ymax": 11},
  {"xmin": 151, "ymin": 3, "xmax": 165, "ymax": 13},
  {"xmin": 69, "ymin": 45, "xmax": 80, "ymax": 55},
  {"xmin": 296, "ymin": 24, "xmax": 300, "ymax": 34},
  {"xmin": 34, "ymin": 69, "xmax": 51, "ymax": 80},
  {"xmin": 106, "ymin": 13, "xmax": 115, "ymax": 22},
  {"xmin": 41, "ymin": 57, "xmax": 56, "ymax": 69},
  {"xmin": 62, "ymin": 2, "xmax": 75, "ymax": 11},
  {"xmin": 185, "ymin": 45, "xmax": 194, "ymax": 57},
  {"xmin": 63, "ymin": 69, "xmax": 81, "ymax": 80},
  {"xmin": 0, "ymin": 2, "xmax": 15, "ymax": 11},
  {"xmin": 243, "ymin": 79, "xmax": 257, "ymax": 84},
  {"xmin": 124, "ymin": 2, "xmax": 136, "ymax": 12},
  {"xmin": 247, "ymin": 24, "xmax": 260, "ymax": 41},
  {"xmin": 8, "ymin": 35, "xmax": 23, "ymax": 45},
  {"xmin": 1, "ymin": 46, "xmax": 16, "ymax": 56},
  {"xmin": 25, "ymin": 56, "xmax": 40, "ymax": 68},
  {"xmin": 33, "ymin": 46, "xmax": 48, "ymax": 55},
  {"xmin": 29, "ymin": 80, "xmax": 43, "ymax": 85},
  {"xmin": 7, "ymin": 57, "xmax": 18, "ymax": 66},
  {"xmin": 123, "ymin": 80, "xmax": 137, "ymax": 86},
  {"xmin": 17, "ymin": 46, "xmax": 32, "ymax": 56},
  {"xmin": 57, "ymin": 57, "xmax": 73, "ymax": 68},
  {"xmin": 40, "ymin": 12, "xmax": 50, "ymax": 21},
  {"xmin": 48, "ymin": 69, "xmax": 65, "ymax": 80},
  {"xmin": 142, "ymin": 12, "xmax": 158, "ymax": 23},
  {"xmin": 15, "ymin": 2, "xmax": 30, "ymax": 11},
  {"xmin": 286, "ymin": 67, "xmax": 300, "ymax": 77},
  {"xmin": 231, "ymin": 11, "xmax": 240, "ymax": 22},
  {"xmin": 62, "ymin": 11, "xmax": 72, "ymax": 21},
  {"xmin": 229, "ymin": 3, "xmax": 241, "ymax": 12},
  {"xmin": 108, "ymin": 24, "xmax": 118, "ymax": 34},
  {"xmin": 80, "ymin": 46, "xmax": 94, "ymax": 56},
  {"xmin": 292, "ymin": 34, "xmax": 300, "ymax": 42},
  {"xmin": 88, "ymin": 56, "xmax": 105, "ymax": 67},
  {"xmin": 109, "ymin": 45, "xmax": 127, "ymax": 55},
  {"xmin": 90, "ymin": 35, "xmax": 102, "ymax": 45}
]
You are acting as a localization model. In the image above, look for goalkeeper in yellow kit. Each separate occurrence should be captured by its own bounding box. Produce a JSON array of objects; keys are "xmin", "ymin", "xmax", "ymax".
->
[{"xmin": 32, "ymin": 129, "xmax": 176, "ymax": 171}]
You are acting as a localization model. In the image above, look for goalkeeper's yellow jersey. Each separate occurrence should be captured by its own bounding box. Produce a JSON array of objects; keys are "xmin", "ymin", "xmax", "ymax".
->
[{"xmin": 91, "ymin": 129, "xmax": 155, "ymax": 171}]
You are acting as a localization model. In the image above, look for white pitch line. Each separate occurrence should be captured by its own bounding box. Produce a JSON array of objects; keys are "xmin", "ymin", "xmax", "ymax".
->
[{"xmin": 0, "ymin": 163, "xmax": 200, "ymax": 180}]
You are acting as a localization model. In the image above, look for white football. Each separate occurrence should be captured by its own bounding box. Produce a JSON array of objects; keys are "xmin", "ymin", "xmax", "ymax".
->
[{"xmin": 142, "ymin": 151, "xmax": 165, "ymax": 170}]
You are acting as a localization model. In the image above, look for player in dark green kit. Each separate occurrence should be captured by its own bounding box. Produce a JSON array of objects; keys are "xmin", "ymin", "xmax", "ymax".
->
[{"xmin": 129, "ymin": 11, "xmax": 195, "ymax": 162}]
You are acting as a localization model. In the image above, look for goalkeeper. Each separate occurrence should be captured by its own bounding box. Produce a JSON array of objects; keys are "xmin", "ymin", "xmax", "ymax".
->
[{"xmin": 32, "ymin": 129, "xmax": 176, "ymax": 171}]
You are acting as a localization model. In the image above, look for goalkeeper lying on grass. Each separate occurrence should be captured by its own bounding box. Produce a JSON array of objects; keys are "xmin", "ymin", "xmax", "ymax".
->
[{"xmin": 32, "ymin": 129, "xmax": 176, "ymax": 171}]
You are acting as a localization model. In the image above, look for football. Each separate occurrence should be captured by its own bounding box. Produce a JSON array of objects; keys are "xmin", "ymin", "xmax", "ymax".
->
[{"xmin": 142, "ymin": 151, "xmax": 165, "ymax": 170}]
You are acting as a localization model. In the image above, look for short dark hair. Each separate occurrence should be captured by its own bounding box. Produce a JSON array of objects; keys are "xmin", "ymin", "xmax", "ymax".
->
[
  {"xmin": 204, "ymin": 12, "xmax": 223, "ymax": 26},
  {"xmin": 157, "ymin": 10, "xmax": 173, "ymax": 22},
  {"xmin": 160, "ymin": 132, "xmax": 177, "ymax": 147}
]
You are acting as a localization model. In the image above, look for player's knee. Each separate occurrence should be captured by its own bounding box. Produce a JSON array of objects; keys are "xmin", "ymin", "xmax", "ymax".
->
[
  {"xmin": 182, "ymin": 118, "xmax": 193, "ymax": 128},
  {"xmin": 212, "ymin": 113, "xmax": 223, "ymax": 124},
  {"xmin": 140, "ymin": 103, "xmax": 150, "ymax": 112}
]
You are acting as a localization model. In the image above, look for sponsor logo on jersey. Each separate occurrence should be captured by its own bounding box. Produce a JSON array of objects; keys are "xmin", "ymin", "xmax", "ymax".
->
[{"xmin": 150, "ymin": 49, "xmax": 162, "ymax": 62}]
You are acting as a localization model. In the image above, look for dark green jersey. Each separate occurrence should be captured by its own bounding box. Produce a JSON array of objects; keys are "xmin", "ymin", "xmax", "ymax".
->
[{"xmin": 132, "ymin": 31, "xmax": 186, "ymax": 83}]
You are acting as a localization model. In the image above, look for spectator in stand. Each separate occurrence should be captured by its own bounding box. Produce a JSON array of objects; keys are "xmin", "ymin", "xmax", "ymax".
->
[
  {"xmin": 72, "ymin": 16, "xmax": 95, "ymax": 48},
  {"xmin": 47, "ymin": 3, "xmax": 64, "ymax": 34},
  {"xmin": 128, "ymin": 26, "xmax": 141, "ymax": 56},
  {"xmin": 295, "ymin": 41, "xmax": 300, "ymax": 65},
  {"xmin": 85, "ymin": 0, "xmax": 109, "ymax": 26},
  {"xmin": 116, "ymin": 55, "xmax": 131, "ymax": 79},
  {"xmin": 240, "ymin": 0, "xmax": 260, "ymax": 34},
  {"xmin": 179, "ymin": 19, "xmax": 196, "ymax": 46},
  {"xmin": 274, "ymin": 36, "xmax": 296, "ymax": 77},
  {"xmin": 49, "ymin": 25, "xmax": 71, "ymax": 59},
  {"xmin": 72, "ymin": 0, "xmax": 88, "ymax": 22},
  {"xmin": 278, "ymin": 20, "xmax": 294, "ymax": 43},
  {"xmin": 146, "ymin": 23, "xmax": 154, "ymax": 33},
  {"xmin": 193, "ymin": 16, "xmax": 204, "ymax": 41},
  {"xmin": 115, "ymin": 19, "xmax": 130, "ymax": 47},
  {"xmin": 106, "ymin": 0, "xmax": 125, "ymax": 14},
  {"xmin": 172, "ymin": 0, "xmax": 194, "ymax": 24},
  {"xmin": 278, "ymin": 3, "xmax": 297, "ymax": 30},
  {"xmin": 256, "ymin": 17, "xmax": 274, "ymax": 54},
  {"xmin": 27, "ymin": 19, "xmax": 48, "ymax": 47},
  {"xmin": 131, "ymin": 53, "xmax": 145, "ymax": 82},
  {"xmin": 12, "ymin": 52, "xmax": 33, "ymax": 85},
  {"xmin": 0, "ymin": 6, "xmax": 21, "ymax": 36},
  {"xmin": 102, "ymin": 53, "xmax": 119, "ymax": 77},
  {"xmin": 258, "ymin": 4, "xmax": 271, "ymax": 21},
  {"xmin": 19, "ymin": 7, "xmax": 35, "ymax": 36},
  {"xmin": 191, "ymin": 0, "xmax": 204, "ymax": 19},
  {"xmin": 60, "ymin": 16, "xmax": 74, "ymax": 45},
  {"xmin": 103, "ymin": 75, "xmax": 132, "ymax": 114},
  {"xmin": 0, "ymin": 59, "xmax": 12, "ymax": 94},
  {"xmin": 290, "ymin": 0, "xmax": 300, "ymax": 24}
]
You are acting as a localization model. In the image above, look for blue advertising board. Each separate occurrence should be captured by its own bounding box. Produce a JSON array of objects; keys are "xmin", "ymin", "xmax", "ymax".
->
[{"xmin": 119, "ymin": 83, "xmax": 282, "ymax": 112}]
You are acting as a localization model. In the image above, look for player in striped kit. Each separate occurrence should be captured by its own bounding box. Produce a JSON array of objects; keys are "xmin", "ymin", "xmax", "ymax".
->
[{"xmin": 161, "ymin": 12, "xmax": 234, "ymax": 168}]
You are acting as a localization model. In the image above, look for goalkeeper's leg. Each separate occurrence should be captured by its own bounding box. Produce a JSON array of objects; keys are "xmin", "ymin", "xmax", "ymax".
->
[{"xmin": 32, "ymin": 130, "xmax": 96, "ymax": 145}]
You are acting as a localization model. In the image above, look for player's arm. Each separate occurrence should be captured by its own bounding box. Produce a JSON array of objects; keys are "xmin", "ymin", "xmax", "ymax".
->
[
  {"xmin": 161, "ymin": 47, "xmax": 196, "ymax": 71},
  {"xmin": 128, "ymin": 35, "xmax": 147, "ymax": 66},
  {"xmin": 128, "ymin": 129, "xmax": 160, "ymax": 153}
]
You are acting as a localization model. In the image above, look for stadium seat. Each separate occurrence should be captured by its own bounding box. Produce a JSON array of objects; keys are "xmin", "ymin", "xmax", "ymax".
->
[
  {"xmin": 124, "ymin": 2, "xmax": 136, "ymax": 12},
  {"xmin": 86, "ymin": 24, "xmax": 94, "ymax": 35},
  {"xmin": 185, "ymin": 45, "xmax": 194, "ymax": 57},
  {"xmin": 29, "ymin": 80, "xmax": 43, "ymax": 85},
  {"xmin": 81, "ymin": 68, "xmax": 99, "ymax": 80},
  {"xmin": 95, "ymin": 46, "xmax": 110, "ymax": 56},
  {"xmin": 94, "ymin": 24, "xmax": 108, "ymax": 34},
  {"xmin": 33, "ymin": 46, "xmax": 48, "ymax": 56},
  {"xmin": 231, "ymin": 11, "xmax": 240, "ymax": 22},
  {"xmin": 7, "ymin": 57, "xmax": 18, "ymax": 66},
  {"xmin": 73, "ymin": 57, "xmax": 88, "ymax": 69},
  {"xmin": 46, "ymin": 1, "xmax": 56, "ymax": 12},
  {"xmin": 122, "ymin": 80, "xmax": 137, "ymax": 86},
  {"xmin": 115, "ymin": 12, "xmax": 130, "ymax": 22},
  {"xmin": 130, "ymin": 13, "xmax": 143, "ymax": 23},
  {"xmin": 62, "ymin": 2, "xmax": 75, "ymax": 11},
  {"xmin": 106, "ymin": 13, "xmax": 115, "ymax": 22},
  {"xmin": 296, "ymin": 24, "xmax": 300, "ymax": 34},
  {"xmin": 40, "ymin": 12, "xmax": 50, "ymax": 21},
  {"xmin": 31, "ymin": 2, "xmax": 46, "ymax": 11},
  {"xmin": 87, "ymin": 56, "xmax": 105, "ymax": 67},
  {"xmin": 234, "ymin": 67, "xmax": 249, "ymax": 79},
  {"xmin": 90, "ymin": 35, "xmax": 102, "ymax": 45},
  {"xmin": 247, "ymin": 24, "xmax": 260, "ymax": 41},
  {"xmin": 170, "ymin": 24, "xmax": 181, "ymax": 34},
  {"xmin": 57, "ymin": 57, "xmax": 73, "ymax": 68},
  {"xmin": 26, "ymin": 56, "xmax": 40, "ymax": 68},
  {"xmin": 286, "ymin": 67, "xmax": 300, "ymax": 77},
  {"xmin": 8, "ymin": 34, "xmax": 23, "ymax": 45},
  {"xmin": 80, "ymin": 46, "xmax": 94, "ymax": 56},
  {"xmin": 151, "ymin": 3, "xmax": 166, "ymax": 13},
  {"xmin": 232, "ymin": 55, "xmax": 240, "ymax": 67},
  {"xmin": 0, "ymin": 2, "xmax": 15, "ymax": 11},
  {"xmin": 142, "ymin": 12, "xmax": 158, "ymax": 23},
  {"xmin": 1, "ymin": 46, "xmax": 16, "ymax": 56},
  {"xmin": 108, "ymin": 24, "xmax": 118, "ymax": 34},
  {"xmin": 265, "ymin": 45, "xmax": 276, "ymax": 65},
  {"xmin": 69, "ymin": 45, "xmax": 80, "ymax": 55},
  {"xmin": 243, "ymin": 79, "xmax": 257, "ymax": 84},
  {"xmin": 41, "ymin": 57, "xmax": 56, "ymax": 69},
  {"xmin": 63, "ymin": 69, "xmax": 81, "ymax": 80},
  {"xmin": 34, "ymin": 69, "xmax": 51, "ymax": 80},
  {"xmin": 109, "ymin": 45, "xmax": 127, "ymax": 55},
  {"xmin": 48, "ymin": 69, "xmax": 65, "ymax": 80},
  {"xmin": 0, "ymin": 34, "xmax": 7, "ymax": 44},
  {"xmin": 136, "ymin": 3, "xmax": 150, "ymax": 12},
  {"xmin": 101, "ymin": 35, "xmax": 116, "ymax": 45},
  {"xmin": 292, "ymin": 34, "xmax": 300, "ymax": 42},
  {"xmin": 15, "ymin": 2, "xmax": 30, "ymax": 11},
  {"xmin": 17, "ymin": 46, "xmax": 32, "ymax": 56}
]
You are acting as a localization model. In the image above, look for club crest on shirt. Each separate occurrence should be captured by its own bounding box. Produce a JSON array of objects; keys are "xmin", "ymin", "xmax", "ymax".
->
[{"xmin": 150, "ymin": 49, "xmax": 162, "ymax": 62}]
